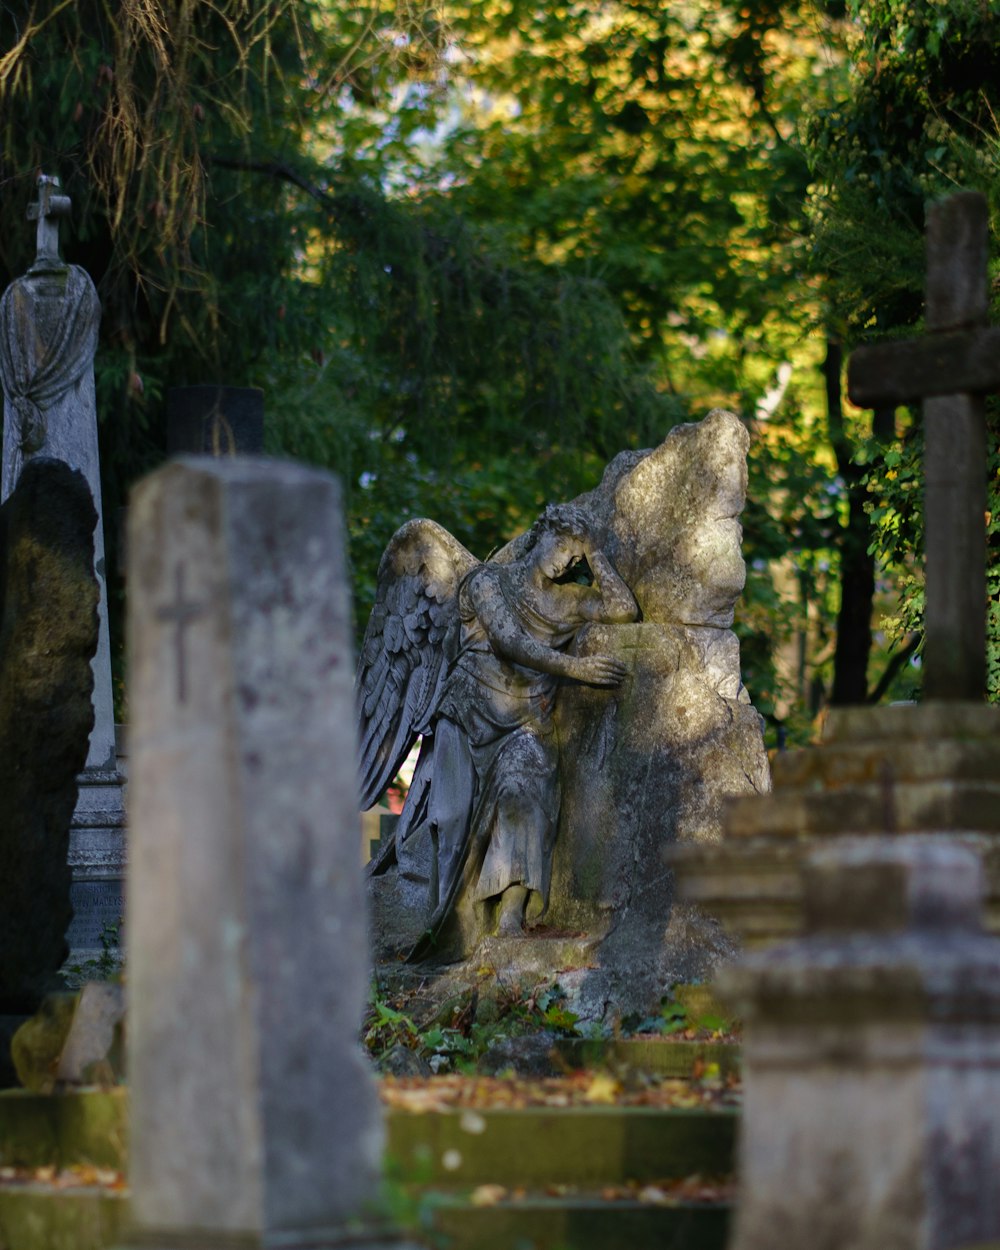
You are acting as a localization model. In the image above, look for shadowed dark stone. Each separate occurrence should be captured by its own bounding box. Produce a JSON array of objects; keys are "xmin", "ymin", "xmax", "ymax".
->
[{"xmin": 0, "ymin": 457, "xmax": 98, "ymax": 1012}]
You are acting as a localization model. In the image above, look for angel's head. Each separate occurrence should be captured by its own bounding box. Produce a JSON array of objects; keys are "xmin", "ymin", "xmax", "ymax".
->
[{"xmin": 524, "ymin": 503, "xmax": 592, "ymax": 581}]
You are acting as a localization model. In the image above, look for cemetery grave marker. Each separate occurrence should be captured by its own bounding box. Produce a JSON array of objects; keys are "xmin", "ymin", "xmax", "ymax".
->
[
  {"xmin": 849, "ymin": 190, "xmax": 997, "ymax": 700},
  {"xmin": 0, "ymin": 173, "xmax": 126, "ymax": 962},
  {"xmin": 122, "ymin": 456, "xmax": 400, "ymax": 1250}
]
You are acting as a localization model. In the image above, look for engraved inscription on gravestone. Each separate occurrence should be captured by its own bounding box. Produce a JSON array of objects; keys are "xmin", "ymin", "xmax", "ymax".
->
[{"xmin": 68, "ymin": 880, "xmax": 125, "ymax": 950}]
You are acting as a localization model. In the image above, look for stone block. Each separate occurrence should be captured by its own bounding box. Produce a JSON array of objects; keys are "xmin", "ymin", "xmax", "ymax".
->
[
  {"xmin": 720, "ymin": 838, "xmax": 1000, "ymax": 1250},
  {"xmin": 124, "ymin": 457, "xmax": 386, "ymax": 1247}
]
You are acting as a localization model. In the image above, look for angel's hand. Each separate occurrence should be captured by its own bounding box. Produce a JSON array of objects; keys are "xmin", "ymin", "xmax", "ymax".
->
[{"xmin": 569, "ymin": 653, "xmax": 628, "ymax": 687}]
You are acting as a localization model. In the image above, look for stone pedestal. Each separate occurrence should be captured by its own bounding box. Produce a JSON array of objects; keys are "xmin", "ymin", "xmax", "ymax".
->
[
  {"xmin": 671, "ymin": 702, "xmax": 1000, "ymax": 946},
  {"xmin": 719, "ymin": 838, "xmax": 1000, "ymax": 1250},
  {"xmin": 122, "ymin": 457, "xmax": 400, "ymax": 1249}
]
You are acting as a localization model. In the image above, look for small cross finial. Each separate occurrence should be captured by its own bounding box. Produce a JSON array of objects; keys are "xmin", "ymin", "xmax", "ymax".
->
[{"xmin": 26, "ymin": 174, "xmax": 72, "ymax": 270}]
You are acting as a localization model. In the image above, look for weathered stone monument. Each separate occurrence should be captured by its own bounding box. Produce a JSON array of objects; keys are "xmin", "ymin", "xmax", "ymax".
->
[
  {"xmin": 720, "ymin": 838, "xmax": 1000, "ymax": 1250},
  {"xmin": 365, "ymin": 408, "xmax": 770, "ymax": 1017},
  {"xmin": 0, "ymin": 173, "xmax": 125, "ymax": 963},
  {"xmin": 123, "ymin": 457, "xmax": 392, "ymax": 1248},
  {"xmin": 0, "ymin": 458, "xmax": 98, "ymax": 1015}
]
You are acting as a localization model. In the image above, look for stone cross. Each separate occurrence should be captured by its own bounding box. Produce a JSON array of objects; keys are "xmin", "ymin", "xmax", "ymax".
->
[
  {"xmin": 848, "ymin": 191, "xmax": 997, "ymax": 700},
  {"xmin": 26, "ymin": 174, "xmax": 72, "ymax": 269},
  {"xmin": 124, "ymin": 457, "xmax": 396, "ymax": 1249}
]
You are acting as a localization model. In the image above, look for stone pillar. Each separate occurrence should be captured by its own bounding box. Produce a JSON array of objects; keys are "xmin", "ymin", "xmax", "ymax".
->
[
  {"xmin": 0, "ymin": 175, "xmax": 125, "ymax": 964},
  {"xmin": 719, "ymin": 837, "xmax": 1000, "ymax": 1250},
  {"xmin": 123, "ymin": 457, "xmax": 391, "ymax": 1248}
]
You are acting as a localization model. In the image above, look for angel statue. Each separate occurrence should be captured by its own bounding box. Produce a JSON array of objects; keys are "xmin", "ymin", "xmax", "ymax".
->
[{"xmin": 359, "ymin": 503, "xmax": 639, "ymax": 951}]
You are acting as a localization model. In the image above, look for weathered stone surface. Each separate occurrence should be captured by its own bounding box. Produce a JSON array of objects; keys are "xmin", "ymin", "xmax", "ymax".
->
[
  {"xmin": 672, "ymin": 701, "xmax": 1000, "ymax": 949},
  {"xmin": 368, "ymin": 410, "xmax": 768, "ymax": 1018},
  {"xmin": 0, "ymin": 176, "xmax": 126, "ymax": 973},
  {"xmin": 0, "ymin": 458, "xmax": 98, "ymax": 1011},
  {"xmin": 10, "ymin": 994, "xmax": 78, "ymax": 1094},
  {"xmin": 125, "ymin": 457, "xmax": 387, "ymax": 1247},
  {"xmin": 0, "ymin": 182, "xmax": 114, "ymax": 772},
  {"xmin": 56, "ymin": 982, "xmax": 125, "ymax": 1088},
  {"xmin": 720, "ymin": 838, "xmax": 1000, "ymax": 1250},
  {"xmin": 604, "ymin": 407, "xmax": 750, "ymax": 627}
]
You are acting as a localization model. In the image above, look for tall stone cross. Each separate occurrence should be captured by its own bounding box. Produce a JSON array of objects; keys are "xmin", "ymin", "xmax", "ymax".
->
[
  {"xmin": 26, "ymin": 174, "xmax": 72, "ymax": 269},
  {"xmin": 848, "ymin": 191, "xmax": 997, "ymax": 701}
]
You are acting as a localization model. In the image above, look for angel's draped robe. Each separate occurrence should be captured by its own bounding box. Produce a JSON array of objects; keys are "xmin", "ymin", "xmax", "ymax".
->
[{"xmin": 424, "ymin": 563, "xmax": 581, "ymax": 921}]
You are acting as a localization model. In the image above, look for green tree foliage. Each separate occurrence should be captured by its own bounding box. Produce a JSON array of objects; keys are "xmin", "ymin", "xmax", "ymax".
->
[
  {"xmin": 807, "ymin": 0, "xmax": 1000, "ymax": 700},
  {"xmin": 0, "ymin": 1, "xmax": 678, "ymax": 641}
]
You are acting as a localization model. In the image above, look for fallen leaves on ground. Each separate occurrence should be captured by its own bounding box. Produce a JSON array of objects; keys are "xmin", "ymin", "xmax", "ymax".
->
[
  {"xmin": 466, "ymin": 1174, "xmax": 734, "ymax": 1207},
  {"xmin": 379, "ymin": 1070, "xmax": 741, "ymax": 1113},
  {"xmin": 0, "ymin": 1165, "xmax": 126, "ymax": 1191}
]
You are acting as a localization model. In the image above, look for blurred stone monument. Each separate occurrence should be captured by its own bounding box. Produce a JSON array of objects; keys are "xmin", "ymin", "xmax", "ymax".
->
[
  {"xmin": 0, "ymin": 174, "xmax": 125, "ymax": 964},
  {"xmin": 123, "ymin": 457, "xmax": 409, "ymax": 1249},
  {"xmin": 720, "ymin": 839, "xmax": 1000, "ymax": 1250}
]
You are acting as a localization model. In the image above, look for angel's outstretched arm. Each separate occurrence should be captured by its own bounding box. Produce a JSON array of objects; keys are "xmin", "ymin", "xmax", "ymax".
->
[{"xmin": 467, "ymin": 568, "xmax": 626, "ymax": 687}]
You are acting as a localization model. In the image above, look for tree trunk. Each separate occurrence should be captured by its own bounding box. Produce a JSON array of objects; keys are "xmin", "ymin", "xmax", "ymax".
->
[{"xmin": 824, "ymin": 338, "xmax": 877, "ymax": 705}]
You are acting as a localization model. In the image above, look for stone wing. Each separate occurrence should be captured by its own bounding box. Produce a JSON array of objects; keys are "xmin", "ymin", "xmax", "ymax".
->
[{"xmin": 356, "ymin": 519, "xmax": 478, "ymax": 811}]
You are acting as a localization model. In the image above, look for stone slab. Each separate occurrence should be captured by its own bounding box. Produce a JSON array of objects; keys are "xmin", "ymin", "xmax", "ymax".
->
[
  {"xmin": 428, "ymin": 1198, "xmax": 730, "ymax": 1250},
  {"xmin": 125, "ymin": 457, "xmax": 382, "ymax": 1245}
]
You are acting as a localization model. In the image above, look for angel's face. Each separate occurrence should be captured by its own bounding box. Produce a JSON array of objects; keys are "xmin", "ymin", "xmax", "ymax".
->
[{"xmin": 533, "ymin": 530, "xmax": 584, "ymax": 581}]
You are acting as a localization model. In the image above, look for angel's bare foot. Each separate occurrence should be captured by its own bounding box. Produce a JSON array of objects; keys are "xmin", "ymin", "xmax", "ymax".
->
[{"xmin": 497, "ymin": 885, "xmax": 528, "ymax": 936}]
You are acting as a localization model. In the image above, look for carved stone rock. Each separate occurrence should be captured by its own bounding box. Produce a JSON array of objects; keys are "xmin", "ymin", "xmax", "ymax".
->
[{"xmin": 0, "ymin": 459, "xmax": 98, "ymax": 1012}]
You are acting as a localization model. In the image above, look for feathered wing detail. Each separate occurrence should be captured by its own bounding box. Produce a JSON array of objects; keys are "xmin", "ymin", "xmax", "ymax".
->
[{"xmin": 356, "ymin": 518, "xmax": 478, "ymax": 811}]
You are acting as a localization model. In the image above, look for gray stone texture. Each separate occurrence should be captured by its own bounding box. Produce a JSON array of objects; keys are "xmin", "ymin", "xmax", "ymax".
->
[
  {"xmin": 719, "ymin": 837, "xmax": 1000, "ymax": 1250},
  {"xmin": 10, "ymin": 993, "xmax": 78, "ymax": 1093},
  {"xmin": 370, "ymin": 409, "xmax": 769, "ymax": 1017},
  {"xmin": 0, "ymin": 214, "xmax": 114, "ymax": 771},
  {"xmin": 56, "ymin": 981, "xmax": 125, "ymax": 1087},
  {"xmin": 0, "ymin": 458, "xmax": 98, "ymax": 1011},
  {"xmin": 125, "ymin": 457, "xmax": 383, "ymax": 1247},
  {"xmin": 547, "ymin": 409, "xmax": 769, "ymax": 1010},
  {"xmin": 672, "ymin": 702, "xmax": 1000, "ymax": 948}
]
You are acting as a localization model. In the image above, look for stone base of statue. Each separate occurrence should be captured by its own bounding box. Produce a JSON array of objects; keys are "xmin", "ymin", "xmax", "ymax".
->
[{"xmin": 65, "ymin": 763, "xmax": 126, "ymax": 967}]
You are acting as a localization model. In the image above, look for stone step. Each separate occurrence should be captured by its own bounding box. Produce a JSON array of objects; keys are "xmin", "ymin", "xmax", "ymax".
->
[
  {"xmin": 0, "ymin": 1090, "xmax": 126, "ymax": 1170},
  {"xmin": 0, "ymin": 1091, "xmax": 736, "ymax": 1185},
  {"xmin": 0, "ymin": 1091, "xmax": 735, "ymax": 1249},
  {"xmin": 726, "ymin": 779, "xmax": 1000, "ymax": 839},
  {"xmin": 425, "ymin": 1194, "xmax": 730, "ymax": 1250},
  {"xmin": 770, "ymin": 736, "xmax": 1000, "ymax": 791},
  {"xmin": 0, "ymin": 1188, "xmax": 126, "ymax": 1250},
  {"xmin": 671, "ymin": 835, "xmax": 1000, "ymax": 948},
  {"xmin": 0, "ymin": 1187, "xmax": 730, "ymax": 1250},
  {"xmin": 387, "ymin": 1107, "xmax": 737, "ymax": 1187},
  {"xmin": 822, "ymin": 702, "xmax": 1000, "ymax": 745},
  {"xmin": 554, "ymin": 1038, "xmax": 740, "ymax": 1079}
]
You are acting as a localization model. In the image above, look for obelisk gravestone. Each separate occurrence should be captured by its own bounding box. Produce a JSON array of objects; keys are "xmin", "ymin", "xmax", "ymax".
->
[
  {"xmin": 0, "ymin": 174, "xmax": 125, "ymax": 959},
  {"xmin": 124, "ymin": 457, "xmax": 391, "ymax": 1248}
]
